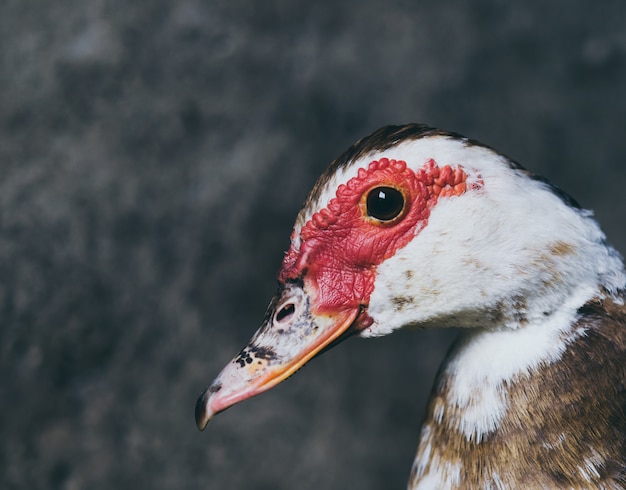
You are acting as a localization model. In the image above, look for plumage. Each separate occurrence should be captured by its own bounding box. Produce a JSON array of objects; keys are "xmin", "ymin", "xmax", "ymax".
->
[{"xmin": 196, "ymin": 124, "xmax": 626, "ymax": 489}]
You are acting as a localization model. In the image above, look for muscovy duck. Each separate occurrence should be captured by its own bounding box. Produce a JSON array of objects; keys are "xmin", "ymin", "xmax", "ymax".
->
[{"xmin": 196, "ymin": 124, "xmax": 626, "ymax": 489}]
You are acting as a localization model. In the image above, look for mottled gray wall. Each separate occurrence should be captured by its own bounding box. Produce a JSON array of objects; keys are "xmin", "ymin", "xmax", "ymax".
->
[{"xmin": 1, "ymin": 1, "xmax": 625, "ymax": 489}]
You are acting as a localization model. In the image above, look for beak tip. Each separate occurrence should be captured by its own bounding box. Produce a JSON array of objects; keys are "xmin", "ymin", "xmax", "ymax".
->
[{"xmin": 195, "ymin": 389, "xmax": 213, "ymax": 431}]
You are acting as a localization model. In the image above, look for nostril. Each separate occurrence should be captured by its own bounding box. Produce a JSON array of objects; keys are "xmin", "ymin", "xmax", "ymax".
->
[
  {"xmin": 275, "ymin": 303, "xmax": 296, "ymax": 323},
  {"xmin": 208, "ymin": 383, "xmax": 222, "ymax": 394}
]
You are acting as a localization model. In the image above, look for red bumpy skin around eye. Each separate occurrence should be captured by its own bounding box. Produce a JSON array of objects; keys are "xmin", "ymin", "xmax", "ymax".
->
[{"xmin": 279, "ymin": 158, "xmax": 469, "ymax": 314}]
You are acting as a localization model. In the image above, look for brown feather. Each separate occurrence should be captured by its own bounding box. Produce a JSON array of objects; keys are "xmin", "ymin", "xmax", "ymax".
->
[{"xmin": 411, "ymin": 294, "xmax": 626, "ymax": 489}]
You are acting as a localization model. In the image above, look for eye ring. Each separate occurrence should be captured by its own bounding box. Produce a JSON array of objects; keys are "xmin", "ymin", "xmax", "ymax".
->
[{"xmin": 364, "ymin": 186, "xmax": 407, "ymax": 224}]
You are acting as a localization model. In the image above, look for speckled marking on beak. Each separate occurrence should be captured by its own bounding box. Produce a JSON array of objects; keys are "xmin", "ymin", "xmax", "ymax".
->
[{"xmin": 195, "ymin": 283, "xmax": 362, "ymax": 431}]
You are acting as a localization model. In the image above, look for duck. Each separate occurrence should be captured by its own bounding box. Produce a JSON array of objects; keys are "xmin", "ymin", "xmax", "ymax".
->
[{"xmin": 195, "ymin": 124, "xmax": 626, "ymax": 489}]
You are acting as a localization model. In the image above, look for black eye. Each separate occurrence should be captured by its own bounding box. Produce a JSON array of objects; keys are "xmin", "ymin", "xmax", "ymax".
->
[{"xmin": 366, "ymin": 186, "xmax": 405, "ymax": 222}]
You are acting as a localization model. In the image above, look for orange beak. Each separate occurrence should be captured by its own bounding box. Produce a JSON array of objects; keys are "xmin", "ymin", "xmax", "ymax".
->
[{"xmin": 195, "ymin": 282, "xmax": 363, "ymax": 430}]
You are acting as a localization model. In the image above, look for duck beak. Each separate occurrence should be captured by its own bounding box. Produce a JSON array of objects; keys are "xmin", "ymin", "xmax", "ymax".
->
[{"xmin": 195, "ymin": 282, "xmax": 364, "ymax": 430}]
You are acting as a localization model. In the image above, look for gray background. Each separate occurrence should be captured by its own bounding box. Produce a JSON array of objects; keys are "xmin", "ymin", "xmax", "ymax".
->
[{"xmin": 2, "ymin": 1, "xmax": 625, "ymax": 489}]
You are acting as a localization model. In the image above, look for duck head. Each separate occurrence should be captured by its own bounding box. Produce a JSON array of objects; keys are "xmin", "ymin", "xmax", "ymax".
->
[{"xmin": 195, "ymin": 124, "xmax": 624, "ymax": 430}]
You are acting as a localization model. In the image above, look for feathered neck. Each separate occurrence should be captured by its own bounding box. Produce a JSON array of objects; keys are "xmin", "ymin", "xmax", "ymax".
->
[{"xmin": 410, "ymin": 293, "xmax": 626, "ymax": 489}]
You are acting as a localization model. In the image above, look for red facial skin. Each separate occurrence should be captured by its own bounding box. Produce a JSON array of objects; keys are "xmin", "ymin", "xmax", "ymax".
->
[
  {"xmin": 195, "ymin": 158, "xmax": 473, "ymax": 431},
  {"xmin": 278, "ymin": 158, "xmax": 469, "ymax": 316}
]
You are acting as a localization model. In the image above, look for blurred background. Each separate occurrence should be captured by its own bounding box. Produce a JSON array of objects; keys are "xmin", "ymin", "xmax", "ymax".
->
[{"xmin": 1, "ymin": 1, "xmax": 625, "ymax": 489}]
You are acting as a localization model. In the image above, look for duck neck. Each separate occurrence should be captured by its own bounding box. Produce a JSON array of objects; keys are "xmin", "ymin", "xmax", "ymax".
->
[{"xmin": 409, "ymin": 292, "xmax": 626, "ymax": 489}]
